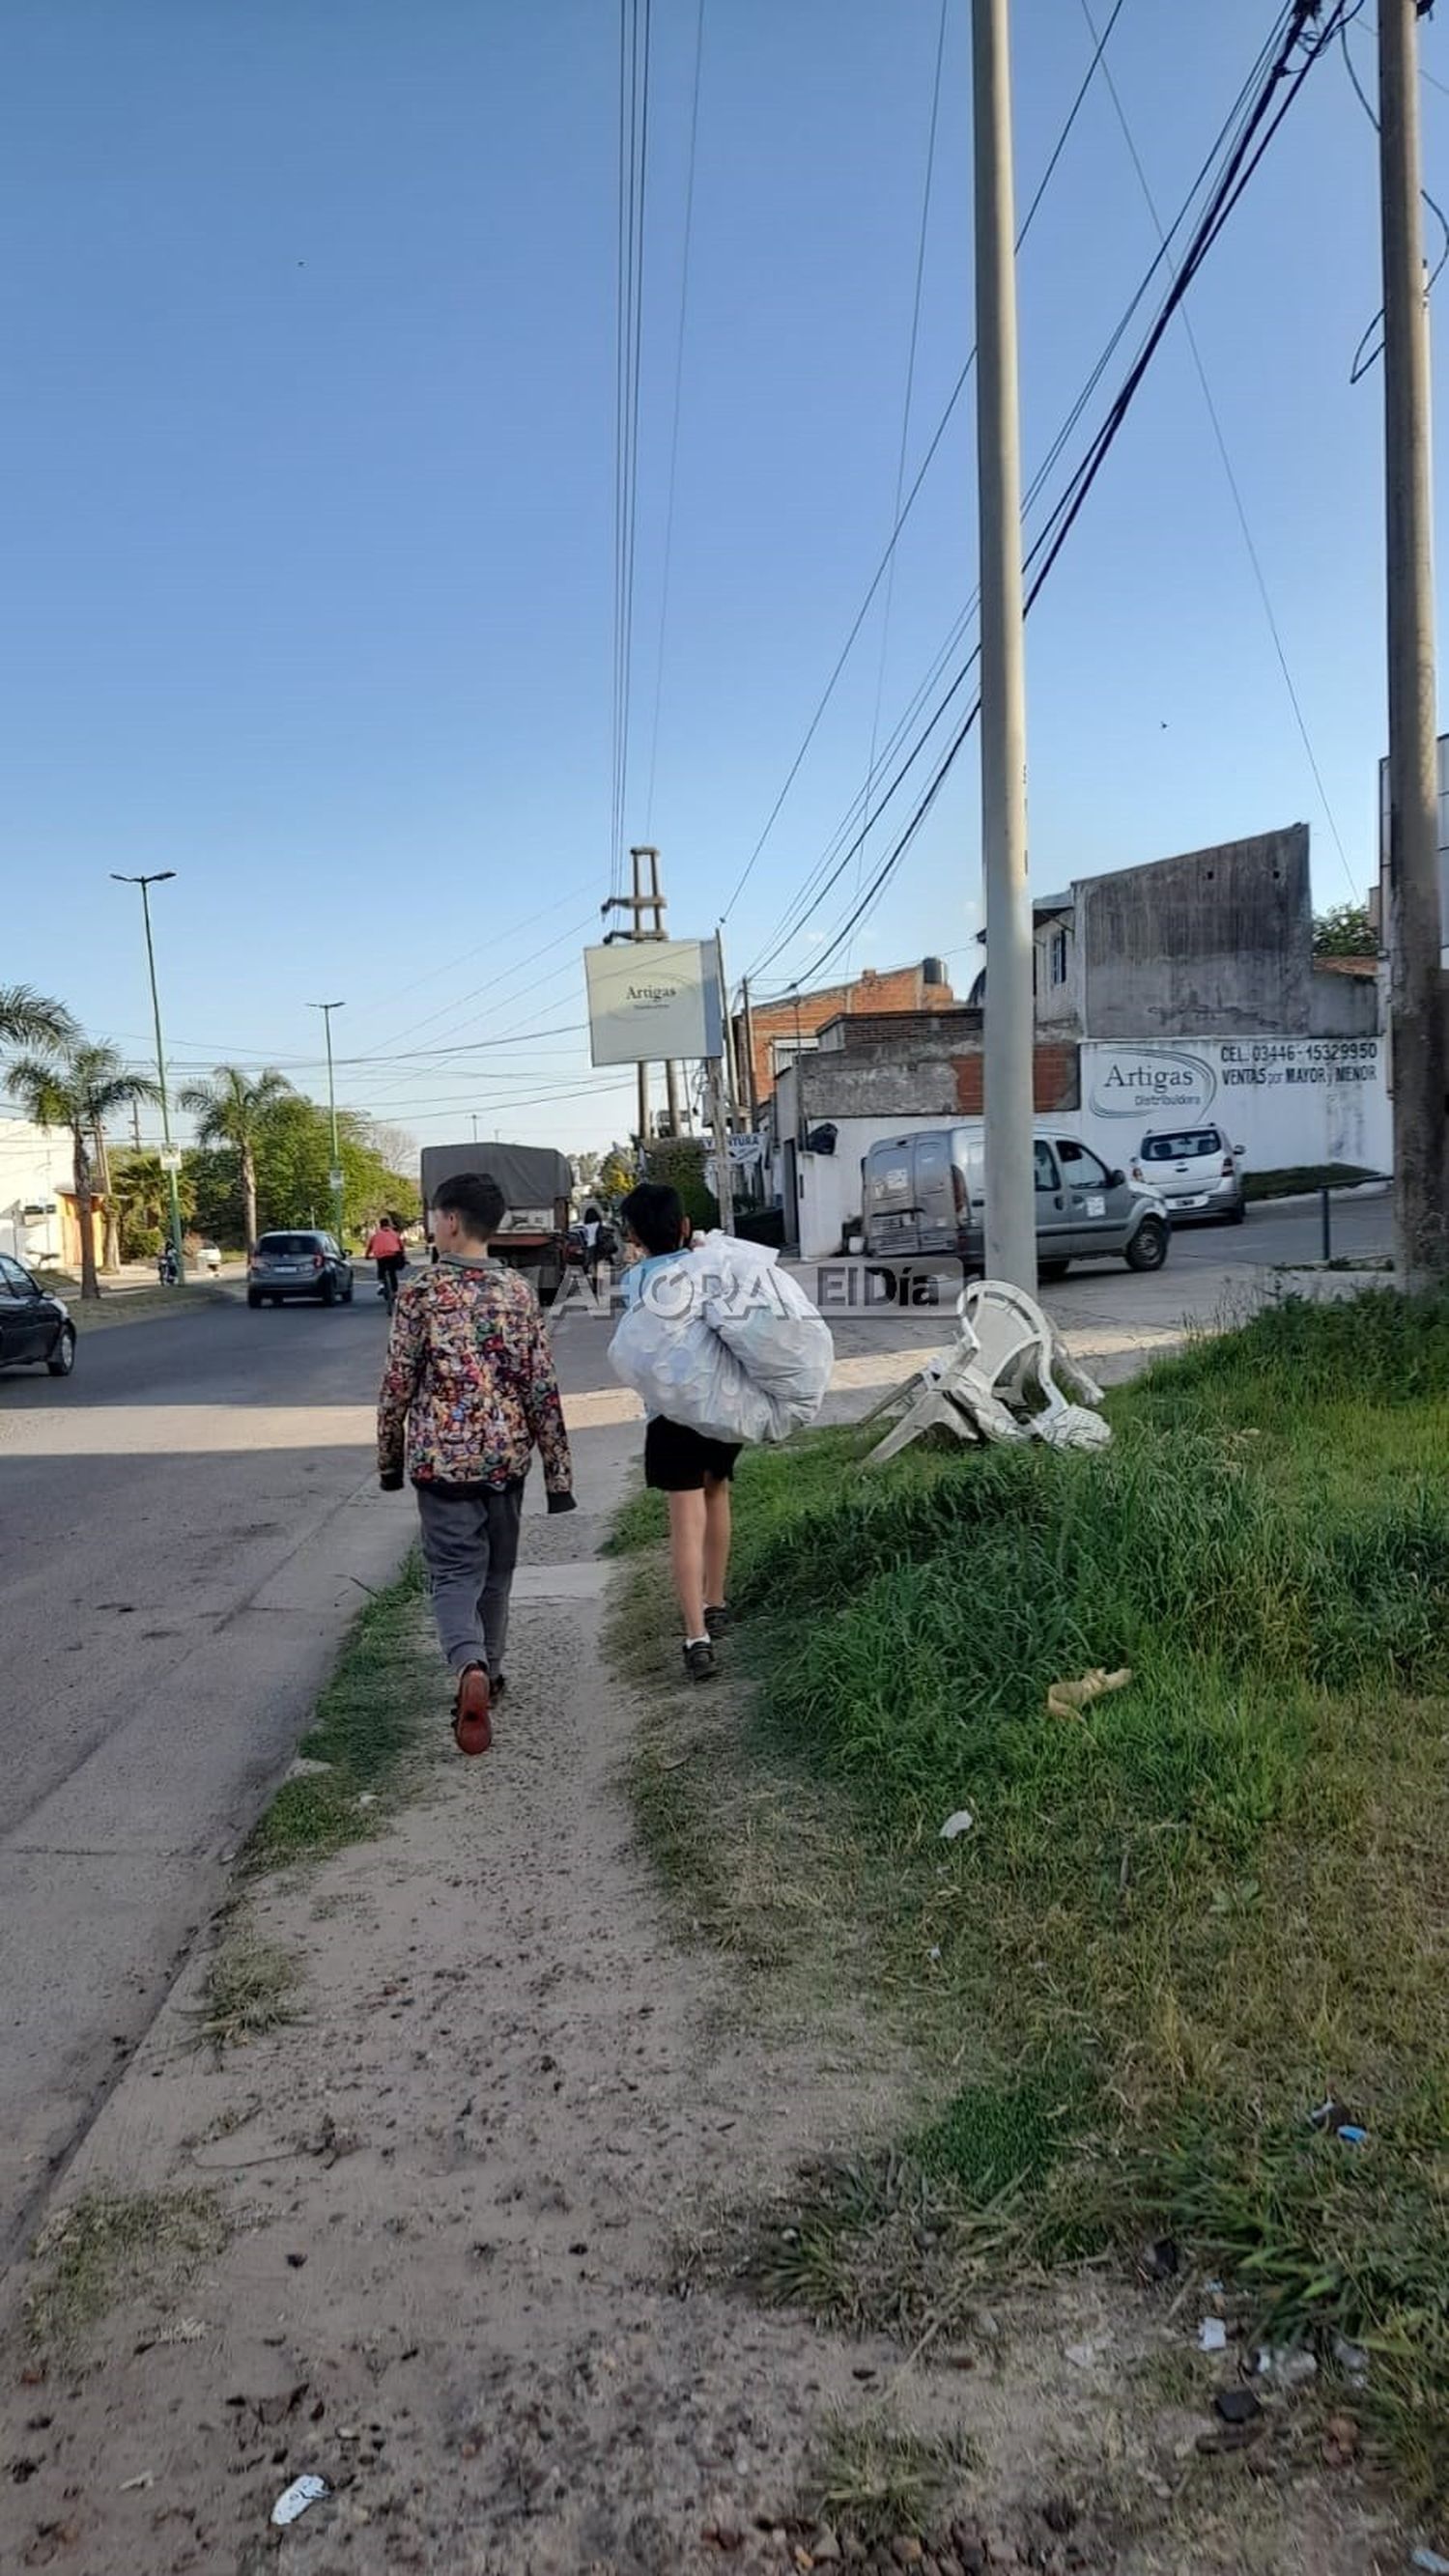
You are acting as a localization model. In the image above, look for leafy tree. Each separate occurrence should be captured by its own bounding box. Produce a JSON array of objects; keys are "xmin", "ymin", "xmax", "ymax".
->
[
  {"xmin": 182, "ymin": 1092, "xmax": 417, "ymax": 1245},
  {"xmin": 597, "ymin": 1144, "xmax": 637, "ymax": 1207},
  {"xmin": 1313, "ymin": 903, "xmax": 1378, "ymax": 957},
  {"xmin": 0, "ymin": 985, "xmax": 76, "ymax": 1051},
  {"xmin": 111, "ymin": 1149, "xmax": 197, "ymax": 1260},
  {"xmin": 8, "ymin": 1043, "xmax": 160, "ymax": 1298},
  {"xmin": 641, "ymin": 1134, "xmax": 718, "ymax": 1231},
  {"xmin": 178, "ymin": 1064, "xmax": 293, "ymax": 1252}
]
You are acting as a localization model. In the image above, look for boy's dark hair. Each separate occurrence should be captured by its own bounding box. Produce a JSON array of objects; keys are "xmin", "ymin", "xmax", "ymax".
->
[
  {"xmin": 432, "ymin": 1171, "xmax": 506, "ymax": 1239},
  {"xmin": 583, "ymin": 1203, "xmax": 602, "ymax": 1224},
  {"xmin": 620, "ymin": 1180, "xmax": 687, "ymax": 1257}
]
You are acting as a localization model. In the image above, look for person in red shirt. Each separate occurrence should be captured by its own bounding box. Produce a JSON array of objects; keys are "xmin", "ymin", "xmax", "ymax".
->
[{"xmin": 366, "ymin": 1216, "xmax": 407, "ymax": 1309}]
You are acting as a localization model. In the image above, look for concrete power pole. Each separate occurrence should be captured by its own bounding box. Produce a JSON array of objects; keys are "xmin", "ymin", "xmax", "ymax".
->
[
  {"xmin": 1380, "ymin": 0, "xmax": 1446, "ymax": 1288},
  {"xmin": 972, "ymin": 0, "xmax": 1037, "ymax": 1290}
]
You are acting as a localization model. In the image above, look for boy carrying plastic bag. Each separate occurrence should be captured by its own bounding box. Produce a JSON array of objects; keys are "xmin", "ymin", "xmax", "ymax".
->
[{"xmin": 610, "ymin": 1183, "xmax": 833, "ymax": 1681}]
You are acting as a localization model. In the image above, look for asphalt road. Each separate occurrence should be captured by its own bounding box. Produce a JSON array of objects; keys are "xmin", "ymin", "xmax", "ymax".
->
[{"xmin": 0, "ymin": 1291, "xmax": 409, "ymax": 2264}]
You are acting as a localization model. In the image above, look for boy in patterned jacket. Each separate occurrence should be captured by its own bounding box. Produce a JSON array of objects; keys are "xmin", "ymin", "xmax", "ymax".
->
[{"xmin": 377, "ymin": 1171, "xmax": 576, "ymax": 1755}]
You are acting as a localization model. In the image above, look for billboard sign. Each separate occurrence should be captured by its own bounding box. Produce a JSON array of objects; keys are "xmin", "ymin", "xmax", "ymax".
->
[{"xmin": 584, "ymin": 938, "xmax": 722, "ymax": 1065}]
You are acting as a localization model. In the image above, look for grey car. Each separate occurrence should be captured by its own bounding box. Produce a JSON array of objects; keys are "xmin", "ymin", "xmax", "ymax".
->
[
  {"xmin": 862, "ymin": 1124, "xmax": 1171, "ymax": 1279},
  {"xmin": 247, "ymin": 1231, "xmax": 355, "ymax": 1308}
]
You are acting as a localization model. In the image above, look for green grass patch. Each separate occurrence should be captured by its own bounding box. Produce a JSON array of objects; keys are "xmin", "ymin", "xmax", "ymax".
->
[
  {"xmin": 243, "ymin": 1554, "xmax": 434, "ymax": 1867},
  {"xmin": 27, "ymin": 2186, "xmax": 226, "ymax": 2353},
  {"xmin": 1241, "ymin": 1162, "xmax": 1378, "ymax": 1202},
  {"xmin": 646, "ymin": 1289, "xmax": 1449, "ymax": 2499}
]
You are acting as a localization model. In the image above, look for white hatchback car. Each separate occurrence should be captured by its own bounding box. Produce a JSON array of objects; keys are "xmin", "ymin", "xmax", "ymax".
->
[{"xmin": 1131, "ymin": 1125, "xmax": 1246, "ymax": 1225}]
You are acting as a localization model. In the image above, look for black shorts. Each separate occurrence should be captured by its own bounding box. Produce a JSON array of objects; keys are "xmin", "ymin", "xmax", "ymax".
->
[{"xmin": 643, "ymin": 1417, "xmax": 742, "ymax": 1493}]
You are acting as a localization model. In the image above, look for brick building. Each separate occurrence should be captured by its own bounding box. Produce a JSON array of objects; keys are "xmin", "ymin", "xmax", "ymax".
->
[{"xmin": 739, "ymin": 956, "xmax": 953, "ymax": 1113}]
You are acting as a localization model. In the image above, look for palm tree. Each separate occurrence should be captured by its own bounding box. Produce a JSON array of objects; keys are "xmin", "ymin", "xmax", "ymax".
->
[
  {"xmin": 179, "ymin": 1064, "xmax": 293, "ymax": 1253},
  {"xmin": 110, "ymin": 1148, "xmax": 197, "ymax": 1260},
  {"xmin": 8, "ymin": 1043, "xmax": 160, "ymax": 1299},
  {"xmin": 0, "ymin": 985, "xmax": 76, "ymax": 1050}
]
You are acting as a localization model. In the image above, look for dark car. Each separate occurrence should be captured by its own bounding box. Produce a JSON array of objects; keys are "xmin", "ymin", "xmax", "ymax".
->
[
  {"xmin": 247, "ymin": 1231, "xmax": 355, "ymax": 1309},
  {"xmin": 0, "ymin": 1254, "xmax": 76, "ymax": 1376}
]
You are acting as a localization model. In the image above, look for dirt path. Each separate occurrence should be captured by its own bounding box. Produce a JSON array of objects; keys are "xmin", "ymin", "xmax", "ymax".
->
[{"xmin": 0, "ymin": 1431, "xmax": 1401, "ymax": 2576}]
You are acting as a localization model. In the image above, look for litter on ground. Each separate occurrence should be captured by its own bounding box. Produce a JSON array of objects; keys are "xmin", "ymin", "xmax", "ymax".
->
[
  {"xmin": 1047, "ymin": 1667, "xmax": 1132, "ymax": 1722},
  {"xmin": 270, "ymin": 2474, "xmax": 328, "ymax": 2529}
]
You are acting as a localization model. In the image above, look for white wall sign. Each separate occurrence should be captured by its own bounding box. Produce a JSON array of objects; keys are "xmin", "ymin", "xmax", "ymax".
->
[
  {"xmin": 1087, "ymin": 1046, "xmax": 1218, "ymax": 1121},
  {"xmin": 584, "ymin": 939, "xmax": 722, "ymax": 1066},
  {"xmin": 1080, "ymin": 1037, "xmax": 1389, "ymax": 1175}
]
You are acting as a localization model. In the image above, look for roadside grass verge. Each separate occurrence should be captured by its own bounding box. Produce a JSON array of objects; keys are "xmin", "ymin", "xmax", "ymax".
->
[
  {"xmin": 242, "ymin": 1554, "xmax": 433, "ymax": 1868},
  {"xmin": 26, "ymin": 2187, "xmax": 226, "ymax": 2354},
  {"xmin": 631, "ymin": 1289, "xmax": 1449, "ymax": 2501},
  {"xmin": 1241, "ymin": 1162, "xmax": 1379, "ymax": 1203}
]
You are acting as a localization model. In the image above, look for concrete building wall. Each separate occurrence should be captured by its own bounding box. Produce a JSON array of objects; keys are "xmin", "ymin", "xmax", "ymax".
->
[
  {"xmin": 0, "ymin": 1118, "xmax": 70, "ymax": 1266},
  {"xmin": 1079, "ymin": 823, "xmax": 1313, "ymax": 1037},
  {"xmin": 740, "ymin": 957, "xmax": 954, "ymax": 1106}
]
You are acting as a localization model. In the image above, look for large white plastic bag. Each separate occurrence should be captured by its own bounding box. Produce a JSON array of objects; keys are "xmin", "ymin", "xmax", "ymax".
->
[
  {"xmin": 607, "ymin": 1236, "xmax": 834, "ymax": 1445},
  {"xmin": 692, "ymin": 1234, "xmax": 834, "ymax": 1421}
]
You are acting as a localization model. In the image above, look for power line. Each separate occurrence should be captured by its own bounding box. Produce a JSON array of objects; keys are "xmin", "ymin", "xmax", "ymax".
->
[
  {"xmin": 367, "ymin": 916, "xmax": 598, "ymax": 1055},
  {"xmin": 644, "ymin": 0, "xmax": 705, "ymax": 836},
  {"xmin": 745, "ymin": 0, "xmax": 1309, "ymax": 985},
  {"xmin": 1340, "ymin": 15, "xmax": 1449, "ymax": 382},
  {"xmin": 1081, "ymin": 0, "xmax": 1357, "ymax": 896},
  {"xmin": 719, "ymin": 0, "xmax": 1127, "ymax": 925},
  {"xmin": 611, "ymin": 0, "xmax": 652, "ymax": 902},
  {"xmin": 843, "ymin": 0, "xmax": 949, "ymax": 985},
  {"xmin": 751, "ymin": 2, "xmax": 1352, "ymax": 990}
]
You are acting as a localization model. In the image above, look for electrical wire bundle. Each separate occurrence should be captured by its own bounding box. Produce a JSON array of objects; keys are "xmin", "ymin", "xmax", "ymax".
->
[{"xmin": 735, "ymin": 0, "xmax": 1363, "ymax": 999}]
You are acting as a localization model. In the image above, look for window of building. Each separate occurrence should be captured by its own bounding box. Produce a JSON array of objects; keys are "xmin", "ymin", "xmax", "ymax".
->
[{"xmin": 1049, "ymin": 927, "xmax": 1068, "ymax": 987}]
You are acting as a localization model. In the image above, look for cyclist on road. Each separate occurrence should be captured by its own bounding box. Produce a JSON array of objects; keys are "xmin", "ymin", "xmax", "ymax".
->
[{"xmin": 366, "ymin": 1215, "xmax": 407, "ymax": 1310}]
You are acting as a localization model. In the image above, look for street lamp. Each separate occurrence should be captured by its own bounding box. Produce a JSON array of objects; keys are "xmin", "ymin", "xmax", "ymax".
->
[
  {"xmin": 111, "ymin": 870, "xmax": 185, "ymax": 1283},
  {"xmin": 309, "ymin": 1001, "xmax": 346, "ymax": 1243}
]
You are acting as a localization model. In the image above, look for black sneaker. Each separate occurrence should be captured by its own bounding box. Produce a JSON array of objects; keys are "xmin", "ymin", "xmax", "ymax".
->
[
  {"xmin": 703, "ymin": 1603, "xmax": 730, "ymax": 1640},
  {"xmin": 490, "ymin": 1673, "xmax": 507, "ymax": 1705},
  {"xmin": 682, "ymin": 1638, "xmax": 718, "ymax": 1684}
]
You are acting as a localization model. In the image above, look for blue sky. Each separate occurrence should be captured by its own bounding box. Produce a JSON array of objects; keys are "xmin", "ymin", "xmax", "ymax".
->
[{"xmin": 1, "ymin": 0, "xmax": 1443, "ymax": 1156}]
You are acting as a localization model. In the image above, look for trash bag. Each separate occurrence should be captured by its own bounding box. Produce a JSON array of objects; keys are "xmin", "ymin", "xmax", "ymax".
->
[{"xmin": 608, "ymin": 1234, "xmax": 833, "ymax": 1445}]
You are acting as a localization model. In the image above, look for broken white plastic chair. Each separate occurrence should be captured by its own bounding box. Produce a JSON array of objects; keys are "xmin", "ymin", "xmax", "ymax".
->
[{"xmin": 862, "ymin": 1277, "xmax": 1109, "ymax": 1465}]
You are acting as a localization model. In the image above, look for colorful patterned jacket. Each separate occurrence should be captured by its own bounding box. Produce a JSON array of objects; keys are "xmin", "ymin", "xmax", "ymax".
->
[{"xmin": 377, "ymin": 1258, "xmax": 573, "ymax": 1495}]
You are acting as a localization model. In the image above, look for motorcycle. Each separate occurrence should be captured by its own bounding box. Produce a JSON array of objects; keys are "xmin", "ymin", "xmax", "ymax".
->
[{"xmin": 156, "ymin": 1246, "xmax": 179, "ymax": 1288}]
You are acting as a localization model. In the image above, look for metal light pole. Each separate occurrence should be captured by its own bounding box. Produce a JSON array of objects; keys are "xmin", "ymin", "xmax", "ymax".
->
[
  {"xmin": 111, "ymin": 869, "xmax": 185, "ymax": 1283},
  {"xmin": 973, "ymin": 0, "xmax": 1037, "ymax": 1289},
  {"xmin": 1379, "ymin": 0, "xmax": 1446, "ymax": 1288},
  {"xmin": 310, "ymin": 1002, "xmax": 346, "ymax": 1243}
]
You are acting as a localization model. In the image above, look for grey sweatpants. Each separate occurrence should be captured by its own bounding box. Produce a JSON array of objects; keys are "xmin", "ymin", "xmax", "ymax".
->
[{"xmin": 414, "ymin": 1481, "xmax": 525, "ymax": 1678}]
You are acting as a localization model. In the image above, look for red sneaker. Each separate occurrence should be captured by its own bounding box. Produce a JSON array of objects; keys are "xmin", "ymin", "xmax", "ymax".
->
[{"xmin": 452, "ymin": 1664, "xmax": 492, "ymax": 1757}]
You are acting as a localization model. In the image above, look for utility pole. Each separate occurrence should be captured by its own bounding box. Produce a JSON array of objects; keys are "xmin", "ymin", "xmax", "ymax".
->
[
  {"xmin": 711, "ymin": 927, "xmax": 737, "ymax": 1232},
  {"xmin": 740, "ymin": 976, "xmax": 759, "ymax": 1125},
  {"xmin": 111, "ymin": 869, "xmax": 185, "ymax": 1283},
  {"xmin": 973, "ymin": 0, "xmax": 1037, "ymax": 1290},
  {"xmin": 603, "ymin": 843, "xmax": 686, "ymax": 1144},
  {"xmin": 310, "ymin": 1001, "xmax": 346, "ymax": 1244},
  {"xmin": 1380, "ymin": 0, "xmax": 1446, "ymax": 1288}
]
